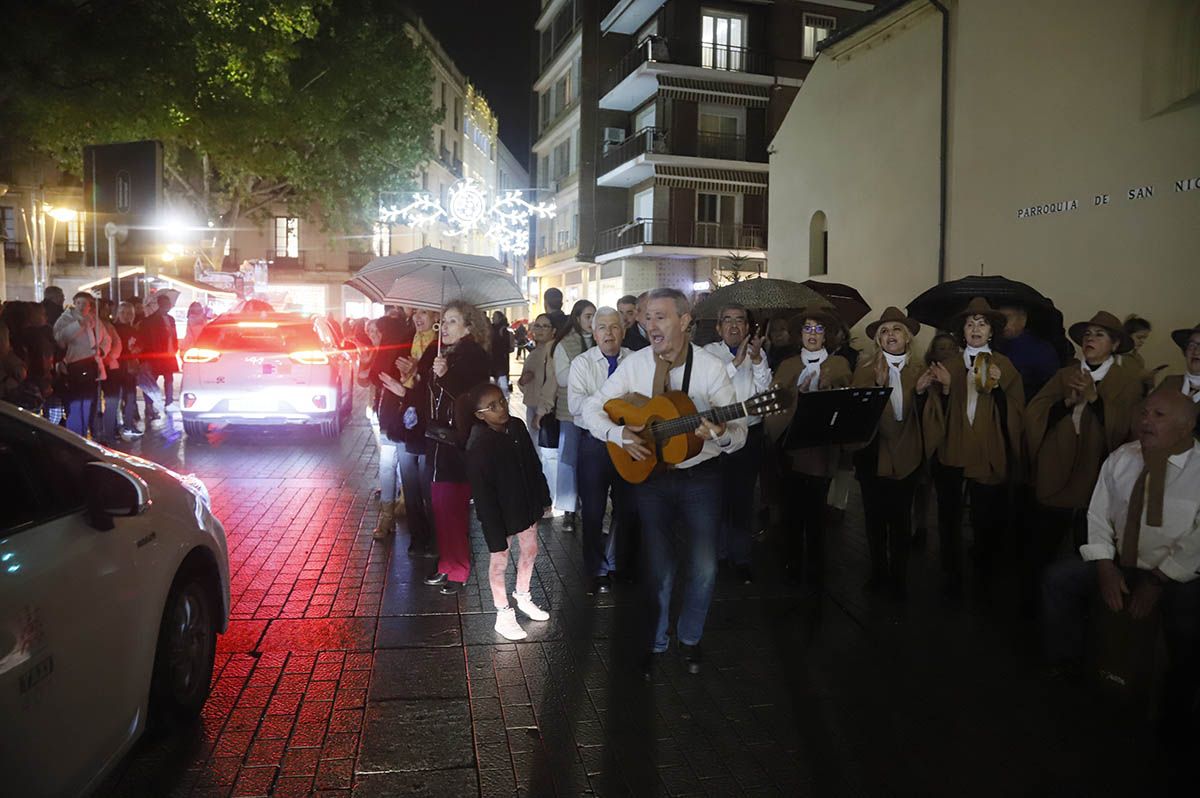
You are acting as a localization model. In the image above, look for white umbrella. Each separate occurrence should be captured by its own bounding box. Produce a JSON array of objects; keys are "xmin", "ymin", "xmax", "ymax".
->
[{"xmin": 346, "ymin": 246, "xmax": 525, "ymax": 311}]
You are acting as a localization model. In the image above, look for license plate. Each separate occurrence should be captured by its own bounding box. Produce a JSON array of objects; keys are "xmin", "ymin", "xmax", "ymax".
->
[{"xmin": 230, "ymin": 398, "xmax": 277, "ymax": 412}]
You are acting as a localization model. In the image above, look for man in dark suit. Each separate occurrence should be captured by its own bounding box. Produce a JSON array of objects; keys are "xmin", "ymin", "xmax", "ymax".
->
[{"xmin": 621, "ymin": 291, "xmax": 651, "ymax": 352}]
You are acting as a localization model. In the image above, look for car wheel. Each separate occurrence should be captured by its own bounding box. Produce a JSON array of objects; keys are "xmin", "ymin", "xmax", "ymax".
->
[
  {"xmin": 183, "ymin": 419, "xmax": 207, "ymax": 440},
  {"xmin": 149, "ymin": 567, "xmax": 217, "ymax": 727},
  {"xmin": 321, "ymin": 406, "xmax": 342, "ymax": 439}
]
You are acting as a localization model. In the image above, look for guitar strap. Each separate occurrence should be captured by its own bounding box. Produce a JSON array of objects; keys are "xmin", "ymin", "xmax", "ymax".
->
[{"xmin": 682, "ymin": 344, "xmax": 694, "ymax": 395}]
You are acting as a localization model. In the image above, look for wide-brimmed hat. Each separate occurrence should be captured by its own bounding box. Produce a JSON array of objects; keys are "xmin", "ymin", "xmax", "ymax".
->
[
  {"xmin": 1171, "ymin": 323, "xmax": 1200, "ymax": 353},
  {"xmin": 866, "ymin": 306, "xmax": 921, "ymax": 339},
  {"xmin": 948, "ymin": 296, "xmax": 1007, "ymax": 336},
  {"xmin": 1068, "ymin": 311, "xmax": 1133, "ymax": 354}
]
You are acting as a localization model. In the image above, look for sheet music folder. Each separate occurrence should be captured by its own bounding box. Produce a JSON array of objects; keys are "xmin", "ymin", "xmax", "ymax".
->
[{"xmin": 781, "ymin": 387, "xmax": 892, "ymax": 450}]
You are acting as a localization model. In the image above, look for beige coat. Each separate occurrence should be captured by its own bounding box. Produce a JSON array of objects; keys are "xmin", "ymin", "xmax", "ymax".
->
[
  {"xmin": 923, "ymin": 351, "xmax": 1025, "ymax": 485},
  {"xmin": 852, "ymin": 356, "xmax": 926, "ymax": 480},
  {"xmin": 1025, "ymin": 360, "xmax": 1141, "ymax": 508},
  {"xmin": 765, "ymin": 353, "xmax": 852, "ymax": 477}
]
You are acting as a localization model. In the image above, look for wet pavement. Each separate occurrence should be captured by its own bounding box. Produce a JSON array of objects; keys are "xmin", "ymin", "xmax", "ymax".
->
[{"xmin": 94, "ymin": 391, "xmax": 1190, "ymax": 797}]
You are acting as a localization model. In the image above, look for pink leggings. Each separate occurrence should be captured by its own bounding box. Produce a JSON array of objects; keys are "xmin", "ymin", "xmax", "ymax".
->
[{"xmin": 431, "ymin": 481, "xmax": 472, "ymax": 583}]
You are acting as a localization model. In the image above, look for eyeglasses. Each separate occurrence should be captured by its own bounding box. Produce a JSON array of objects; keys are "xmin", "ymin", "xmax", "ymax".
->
[
  {"xmin": 1186, "ymin": 341, "xmax": 1200, "ymax": 352},
  {"xmin": 802, "ymin": 324, "xmax": 825, "ymax": 334},
  {"xmin": 531, "ymin": 323, "xmax": 552, "ymax": 329},
  {"xmin": 476, "ymin": 396, "xmax": 508, "ymax": 414}
]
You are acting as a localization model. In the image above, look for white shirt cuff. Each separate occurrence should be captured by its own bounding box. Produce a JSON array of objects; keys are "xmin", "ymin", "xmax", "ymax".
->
[
  {"xmin": 1157, "ymin": 557, "xmax": 1198, "ymax": 584},
  {"xmin": 1079, "ymin": 542, "xmax": 1115, "ymax": 562},
  {"xmin": 606, "ymin": 425, "xmax": 626, "ymax": 446}
]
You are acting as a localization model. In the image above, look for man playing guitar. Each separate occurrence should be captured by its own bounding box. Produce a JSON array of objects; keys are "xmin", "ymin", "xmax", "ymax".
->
[{"xmin": 581, "ymin": 288, "xmax": 746, "ymax": 678}]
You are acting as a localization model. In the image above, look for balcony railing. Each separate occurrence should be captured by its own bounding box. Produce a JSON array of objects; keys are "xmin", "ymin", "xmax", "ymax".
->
[
  {"xmin": 597, "ymin": 219, "xmax": 765, "ymax": 254},
  {"xmin": 602, "ymin": 36, "xmax": 772, "ymax": 96},
  {"xmin": 600, "ymin": 126, "xmax": 668, "ymax": 172},
  {"xmin": 700, "ymin": 42, "xmax": 770, "ymax": 75},
  {"xmin": 538, "ymin": 96, "xmax": 580, "ymax": 138},
  {"xmin": 696, "ymin": 131, "xmax": 747, "ymax": 161}
]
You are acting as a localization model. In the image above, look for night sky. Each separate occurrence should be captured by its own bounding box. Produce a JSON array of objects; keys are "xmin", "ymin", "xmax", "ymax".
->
[{"xmin": 411, "ymin": 0, "xmax": 537, "ymax": 170}]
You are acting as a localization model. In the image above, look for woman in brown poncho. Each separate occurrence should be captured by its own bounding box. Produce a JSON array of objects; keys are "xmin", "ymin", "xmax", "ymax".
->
[
  {"xmin": 923, "ymin": 297, "xmax": 1025, "ymax": 597},
  {"xmin": 1025, "ymin": 311, "xmax": 1141, "ymax": 583}
]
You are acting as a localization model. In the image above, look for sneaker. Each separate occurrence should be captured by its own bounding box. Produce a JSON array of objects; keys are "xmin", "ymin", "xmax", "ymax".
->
[
  {"xmin": 494, "ymin": 607, "xmax": 527, "ymax": 640},
  {"xmin": 121, "ymin": 427, "xmax": 144, "ymax": 440},
  {"xmin": 150, "ymin": 417, "xmax": 166, "ymax": 430},
  {"xmin": 512, "ymin": 591, "xmax": 549, "ymax": 621},
  {"xmin": 423, "ymin": 572, "xmax": 448, "ymax": 586},
  {"xmin": 164, "ymin": 402, "xmax": 180, "ymax": 413},
  {"xmin": 679, "ymin": 643, "xmax": 703, "ymax": 675}
]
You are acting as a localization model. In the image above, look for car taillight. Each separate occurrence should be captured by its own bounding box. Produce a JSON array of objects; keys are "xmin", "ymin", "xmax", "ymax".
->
[
  {"xmin": 183, "ymin": 393, "xmax": 197, "ymax": 408},
  {"xmin": 312, "ymin": 395, "xmax": 328, "ymax": 409},
  {"xmin": 183, "ymin": 348, "xmax": 221, "ymax": 363},
  {"xmin": 289, "ymin": 350, "xmax": 329, "ymax": 365}
]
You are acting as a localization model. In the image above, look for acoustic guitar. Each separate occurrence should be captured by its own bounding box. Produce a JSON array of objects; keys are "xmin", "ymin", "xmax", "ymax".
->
[{"xmin": 603, "ymin": 388, "xmax": 789, "ymax": 483}]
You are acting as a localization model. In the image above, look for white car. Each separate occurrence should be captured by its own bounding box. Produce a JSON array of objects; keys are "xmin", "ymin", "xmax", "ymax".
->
[
  {"xmin": 180, "ymin": 312, "xmax": 356, "ymax": 439},
  {"xmin": 0, "ymin": 402, "xmax": 229, "ymax": 797}
]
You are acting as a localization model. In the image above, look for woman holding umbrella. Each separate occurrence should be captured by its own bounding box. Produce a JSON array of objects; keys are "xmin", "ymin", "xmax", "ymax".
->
[
  {"xmin": 393, "ymin": 299, "xmax": 492, "ymax": 594},
  {"xmin": 852, "ymin": 308, "xmax": 928, "ymax": 598},
  {"xmin": 765, "ymin": 306, "xmax": 852, "ymax": 585},
  {"xmin": 1025, "ymin": 311, "xmax": 1141, "ymax": 596},
  {"xmin": 922, "ymin": 297, "xmax": 1025, "ymax": 598}
]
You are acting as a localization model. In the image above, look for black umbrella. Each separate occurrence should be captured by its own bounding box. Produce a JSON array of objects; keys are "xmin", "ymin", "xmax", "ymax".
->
[
  {"xmin": 802, "ymin": 280, "xmax": 871, "ymax": 327},
  {"xmin": 692, "ymin": 278, "xmax": 828, "ymax": 320},
  {"xmin": 906, "ymin": 275, "xmax": 1072, "ymax": 360}
]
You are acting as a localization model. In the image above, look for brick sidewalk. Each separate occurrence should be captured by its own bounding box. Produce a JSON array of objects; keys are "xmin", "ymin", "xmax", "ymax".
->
[{"xmin": 96, "ymin": 399, "xmax": 1188, "ymax": 797}]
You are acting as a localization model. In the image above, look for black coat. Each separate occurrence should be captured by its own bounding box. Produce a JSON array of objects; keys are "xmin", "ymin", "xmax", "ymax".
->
[
  {"xmin": 465, "ymin": 417, "xmax": 551, "ymax": 548},
  {"xmin": 421, "ymin": 337, "xmax": 491, "ymax": 483},
  {"xmin": 623, "ymin": 324, "xmax": 650, "ymax": 351}
]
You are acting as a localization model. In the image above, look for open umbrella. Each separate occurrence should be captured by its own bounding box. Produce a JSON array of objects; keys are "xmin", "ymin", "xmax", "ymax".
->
[
  {"xmin": 802, "ymin": 280, "xmax": 871, "ymax": 327},
  {"xmin": 692, "ymin": 278, "xmax": 828, "ymax": 321},
  {"xmin": 346, "ymin": 246, "xmax": 525, "ymax": 311},
  {"xmin": 906, "ymin": 274, "xmax": 1072, "ymax": 359}
]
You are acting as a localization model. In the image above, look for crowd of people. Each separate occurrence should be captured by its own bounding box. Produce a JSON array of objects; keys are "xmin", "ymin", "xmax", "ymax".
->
[
  {"xmin": 1, "ymin": 287, "xmax": 193, "ymax": 440},
  {"xmin": 355, "ymin": 281, "xmax": 1200, "ymax": 740}
]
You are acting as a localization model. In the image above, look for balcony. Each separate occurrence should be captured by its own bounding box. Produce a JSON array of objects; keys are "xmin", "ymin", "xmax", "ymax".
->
[
  {"xmin": 596, "ymin": 219, "xmax": 765, "ymax": 259},
  {"xmin": 600, "ymin": 37, "xmax": 773, "ymax": 111},
  {"xmin": 598, "ymin": 127, "xmax": 766, "ymax": 188},
  {"xmin": 265, "ymin": 250, "xmax": 305, "ymax": 270},
  {"xmin": 601, "ymin": 0, "xmax": 666, "ymax": 35}
]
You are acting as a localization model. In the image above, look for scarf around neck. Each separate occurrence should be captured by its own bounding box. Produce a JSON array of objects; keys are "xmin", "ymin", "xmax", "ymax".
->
[
  {"xmin": 1183, "ymin": 372, "xmax": 1200, "ymax": 402},
  {"xmin": 1071, "ymin": 355, "xmax": 1114, "ymax": 434},
  {"xmin": 798, "ymin": 348, "xmax": 828, "ymax": 393},
  {"xmin": 1121, "ymin": 434, "xmax": 1196, "ymax": 567},
  {"xmin": 883, "ymin": 351, "xmax": 907, "ymax": 421},
  {"xmin": 963, "ymin": 344, "xmax": 992, "ymax": 425},
  {"xmin": 652, "ymin": 344, "xmax": 690, "ymax": 397}
]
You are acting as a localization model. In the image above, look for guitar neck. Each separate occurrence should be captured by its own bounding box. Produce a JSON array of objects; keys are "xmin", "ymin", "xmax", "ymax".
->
[{"xmin": 650, "ymin": 401, "xmax": 749, "ymax": 441}]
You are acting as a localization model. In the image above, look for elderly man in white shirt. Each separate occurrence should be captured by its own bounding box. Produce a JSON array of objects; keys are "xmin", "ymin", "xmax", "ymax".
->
[
  {"xmin": 582, "ymin": 288, "xmax": 745, "ymax": 679},
  {"xmin": 569, "ymin": 307, "xmax": 633, "ymax": 596},
  {"xmin": 1043, "ymin": 389, "xmax": 1200, "ymax": 731},
  {"xmin": 702, "ymin": 302, "xmax": 770, "ymax": 584}
]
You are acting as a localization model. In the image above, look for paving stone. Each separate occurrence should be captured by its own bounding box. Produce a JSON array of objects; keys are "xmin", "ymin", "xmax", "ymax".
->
[
  {"xmin": 375, "ymin": 613, "xmax": 462, "ymax": 648},
  {"xmin": 358, "ymin": 699, "xmax": 474, "ymax": 772},
  {"xmin": 352, "ymin": 767, "xmax": 479, "ymax": 796},
  {"xmin": 369, "ymin": 648, "xmax": 468, "ymax": 699}
]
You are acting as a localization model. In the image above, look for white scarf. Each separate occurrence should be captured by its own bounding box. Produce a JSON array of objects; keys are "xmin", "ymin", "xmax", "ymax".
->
[
  {"xmin": 963, "ymin": 344, "xmax": 991, "ymax": 425},
  {"xmin": 884, "ymin": 351, "xmax": 907, "ymax": 421},
  {"xmin": 798, "ymin": 348, "xmax": 828, "ymax": 393},
  {"xmin": 1071, "ymin": 355, "xmax": 1114, "ymax": 434},
  {"xmin": 1184, "ymin": 372, "xmax": 1200, "ymax": 403}
]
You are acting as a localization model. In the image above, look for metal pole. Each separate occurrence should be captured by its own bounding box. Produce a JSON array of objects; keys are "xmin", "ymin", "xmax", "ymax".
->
[
  {"xmin": 31, "ymin": 190, "xmax": 43, "ymax": 301},
  {"xmin": 105, "ymin": 223, "xmax": 128, "ymax": 303}
]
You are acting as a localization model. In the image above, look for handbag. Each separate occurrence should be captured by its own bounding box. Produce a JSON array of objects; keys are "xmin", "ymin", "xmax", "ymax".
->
[
  {"xmin": 537, "ymin": 408, "xmax": 560, "ymax": 449},
  {"xmin": 425, "ymin": 422, "xmax": 463, "ymax": 448}
]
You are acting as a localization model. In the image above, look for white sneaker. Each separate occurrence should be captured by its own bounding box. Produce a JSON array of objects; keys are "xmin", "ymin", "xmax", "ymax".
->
[
  {"xmin": 494, "ymin": 607, "xmax": 527, "ymax": 640},
  {"xmin": 164, "ymin": 402, "xmax": 180, "ymax": 413},
  {"xmin": 150, "ymin": 417, "xmax": 166, "ymax": 430},
  {"xmin": 512, "ymin": 592, "xmax": 549, "ymax": 622}
]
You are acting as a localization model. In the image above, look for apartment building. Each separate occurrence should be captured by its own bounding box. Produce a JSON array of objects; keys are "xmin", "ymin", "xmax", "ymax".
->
[{"xmin": 530, "ymin": 0, "xmax": 873, "ymax": 312}]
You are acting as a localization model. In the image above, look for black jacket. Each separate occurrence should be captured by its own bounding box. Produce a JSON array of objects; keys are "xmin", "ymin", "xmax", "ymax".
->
[
  {"xmin": 623, "ymin": 324, "xmax": 650, "ymax": 351},
  {"xmin": 465, "ymin": 417, "xmax": 551, "ymax": 542},
  {"xmin": 421, "ymin": 337, "xmax": 491, "ymax": 483}
]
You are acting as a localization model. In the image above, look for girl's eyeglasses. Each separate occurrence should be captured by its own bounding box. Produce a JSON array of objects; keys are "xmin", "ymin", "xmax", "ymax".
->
[
  {"xmin": 476, "ymin": 396, "xmax": 508, "ymax": 414},
  {"xmin": 802, "ymin": 324, "xmax": 825, "ymax": 334}
]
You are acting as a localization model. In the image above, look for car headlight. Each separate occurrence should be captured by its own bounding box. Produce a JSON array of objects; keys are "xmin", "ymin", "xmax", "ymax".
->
[{"xmin": 180, "ymin": 473, "xmax": 212, "ymax": 509}]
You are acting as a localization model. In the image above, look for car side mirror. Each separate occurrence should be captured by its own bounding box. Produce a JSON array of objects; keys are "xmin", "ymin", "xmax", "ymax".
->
[{"xmin": 84, "ymin": 461, "xmax": 151, "ymax": 530}]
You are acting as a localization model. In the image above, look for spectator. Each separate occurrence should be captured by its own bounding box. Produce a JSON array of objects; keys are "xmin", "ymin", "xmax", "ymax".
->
[
  {"xmin": 536, "ymin": 299, "xmax": 596, "ymax": 532},
  {"xmin": 113, "ymin": 301, "xmax": 143, "ymax": 439},
  {"xmin": 765, "ymin": 315, "xmax": 795, "ymax": 370},
  {"xmin": 995, "ymin": 303, "xmax": 1062, "ymax": 401},
  {"xmin": 94, "ymin": 298, "xmax": 123, "ymax": 444},
  {"xmin": 1123, "ymin": 315, "xmax": 1157, "ymax": 395},
  {"xmin": 180, "ymin": 301, "xmax": 208, "ymax": 354},
  {"xmin": 543, "ymin": 287, "xmax": 567, "ymax": 332},
  {"xmin": 1043, "ymin": 388, "xmax": 1200, "ymax": 736},
  {"xmin": 489, "ymin": 311, "xmax": 514, "ymax": 394},
  {"xmin": 53, "ymin": 292, "xmax": 107, "ymax": 436},
  {"xmin": 622, "ymin": 292, "xmax": 651, "ymax": 352},
  {"xmin": 137, "ymin": 293, "xmax": 179, "ymax": 427},
  {"xmin": 368, "ymin": 315, "xmax": 414, "ymax": 539},
  {"xmin": 617, "ymin": 294, "xmax": 639, "ymax": 332},
  {"xmin": 518, "ymin": 313, "xmax": 560, "ymax": 504},
  {"xmin": 513, "ymin": 322, "xmax": 528, "ymax": 362},
  {"xmin": 400, "ymin": 299, "xmax": 491, "ymax": 595},
  {"xmin": 42, "ymin": 285, "xmax": 65, "ymax": 328},
  {"xmin": 464, "ymin": 382, "xmax": 551, "ymax": 641},
  {"xmin": 0, "ymin": 324, "xmax": 29, "ymax": 405}
]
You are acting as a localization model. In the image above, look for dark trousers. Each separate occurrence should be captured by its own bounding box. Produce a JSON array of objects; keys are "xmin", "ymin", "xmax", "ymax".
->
[
  {"xmin": 858, "ymin": 470, "xmax": 918, "ymax": 593},
  {"xmin": 719, "ymin": 423, "xmax": 763, "ymax": 566},
  {"xmin": 1023, "ymin": 503, "xmax": 1087, "ymax": 610},
  {"xmin": 578, "ymin": 433, "xmax": 628, "ymax": 577},
  {"xmin": 633, "ymin": 459, "xmax": 722, "ymax": 652},
  {"xmin": 781, "ymin": 470, "xmax": 832, "ymax": 584},
  {"xmin": 931, "ymin": 458, "xmax": 1008, "ymax": 590},
  {"xmin": 1043, "ymin": 560, "xmax": 1200, "ymax": 726},
  {"xmin": 398, "ymin": 449, "xmax": 434, "ymax": 552}
]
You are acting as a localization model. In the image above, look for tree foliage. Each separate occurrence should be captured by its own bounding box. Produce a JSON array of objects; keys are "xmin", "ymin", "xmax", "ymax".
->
[{"xmin": 1, "ymin": 0, "xmax": 438, "ymax": 256}]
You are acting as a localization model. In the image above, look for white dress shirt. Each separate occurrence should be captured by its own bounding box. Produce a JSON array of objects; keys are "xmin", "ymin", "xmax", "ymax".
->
[
  {"xmin": 701, "ymin": 341, "xmax": 772, "ymax": 427},
  {"xmin": 1081, "ymin": 441, "xmax": 1200, "ymax": 583},
  {"xmin": 568, "ymin": 346, "xmax": 631, "ymax": 420},
  {"xmin": 581, "ymin": 344, "xmax": 747, "ymax": 467}
]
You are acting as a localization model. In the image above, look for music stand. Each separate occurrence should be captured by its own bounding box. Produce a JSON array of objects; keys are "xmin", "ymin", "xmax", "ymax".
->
[{"xmin": 781, "ymin": 388, "xmax": 891, "ymax": 450}]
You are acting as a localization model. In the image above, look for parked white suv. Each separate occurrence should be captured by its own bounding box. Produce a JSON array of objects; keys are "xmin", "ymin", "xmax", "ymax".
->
[
  {"xmin": 0, "ymin": 402, "xmax": 229, "ymax": 797},
  {"xmin": 180, "ymin": 312, "xmax": 355, "ymax": 439}
]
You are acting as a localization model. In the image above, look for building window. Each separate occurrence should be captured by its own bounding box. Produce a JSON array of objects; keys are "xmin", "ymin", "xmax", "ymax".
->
[
  {"xmin": 224, "ymin": 237, "xmax": 232, "ymax": 257},
  {"xmin": 372, "ymin": 222, "xmax": 391, "ymax": 257},
  {"xmin": 809, "ymin": 211, "xmax": 828, "ymax": 275},
  {"xmin": 440, "ymin": 81, "xmax": 447, "ymax": 112},
  {"xmin": 453, "ymin": 97, "xmax": 462, "ymax": 131},
  {"xmin": 66, "ymin": 213, "xmax": 84, "ymax": 253},
  {"xmin": 803, "ymin": 14, "xmax": 837, "ymax": 60},
  {"xmin": 698, "ymin": 108, "xmax": 742, "ymax": 159},
  {"xmin": 1, "ymin": 206, "xmax": 18, "ymax": 259},
  {"xmin": 697, "ymin": 192, "xmax": 737, "ymax": 246},
  {"xmin": 274, "ymin": 216, "xmax": 299, "ymax": 258},
  {"xmin": 702, "ymin": 10, "xmax": 746, "ymax": 71}
]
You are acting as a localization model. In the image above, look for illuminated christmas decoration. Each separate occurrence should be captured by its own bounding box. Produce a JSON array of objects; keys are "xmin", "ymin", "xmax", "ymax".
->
[{"xmin": 379, "ymin": 178, "xmax": 555, "ymax": 257}]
